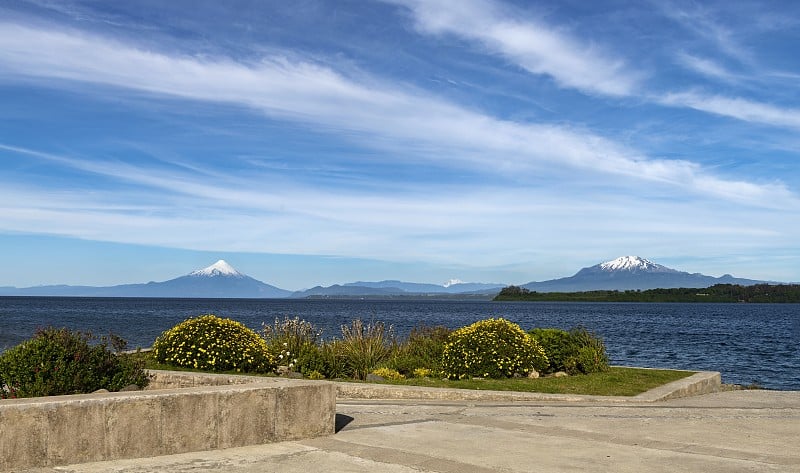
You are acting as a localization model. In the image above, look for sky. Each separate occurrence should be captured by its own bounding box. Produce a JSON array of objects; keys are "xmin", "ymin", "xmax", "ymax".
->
[{"xmin": 1, "ymin": 0, "xmax": 799, "ymax": 290}]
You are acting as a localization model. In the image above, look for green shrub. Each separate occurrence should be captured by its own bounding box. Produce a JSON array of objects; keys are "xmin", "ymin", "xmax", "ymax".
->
[
  {"xmin": 152, "ymin": 314, "xmax": 275, "ymax": 373},
  {"xmin": 441, "ymin": 318, "xmax": 548, "ymax": 380},
  {"xmin": 0, "ymin": 328, "xmax": 148, "ymax": 398},
  {"xmin": 528, "ymin": 328, "xmax": 575, "ymax": 374},
  {"xmin": 337, "ymin": 319, "xmax": 393, "ymax": 380},
  {"xmin": 387, "ymin": 325, "xmax": 450, "ymax": 377},
  {"xmin": 564, "ymin": 327, "xmax": 610, "ymax": 374},
  {"xmin": 529, "ymin": 326, "xmax": 610, "ymax": 375}
]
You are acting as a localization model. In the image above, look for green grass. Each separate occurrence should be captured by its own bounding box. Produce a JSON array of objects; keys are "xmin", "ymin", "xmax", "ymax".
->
[
  {"xmin": 136, "ymin": 350, "xmax": 693, "ymax": 397},
  {"xmin": 342, "ymin": 367, "xmax": 694, "ymax": 397}
]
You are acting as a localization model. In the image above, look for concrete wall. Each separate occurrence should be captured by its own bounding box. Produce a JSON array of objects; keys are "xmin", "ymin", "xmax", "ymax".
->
[{"xmin": 0, "ymin": 371, "xmax": 336, "ymax": 470}]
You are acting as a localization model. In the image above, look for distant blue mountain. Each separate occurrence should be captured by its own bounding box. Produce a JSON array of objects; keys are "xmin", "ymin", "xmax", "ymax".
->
[
  {"xmin": 521, "ymin": 256, "xmax": 767, "ymax": 292},
  {"xmin": 291, "ymin": 279, "xmax": 505, "ymax": 297},
  {"xmin": 0, "ymin": 260, "xmax": 292, "ymax": 298}
]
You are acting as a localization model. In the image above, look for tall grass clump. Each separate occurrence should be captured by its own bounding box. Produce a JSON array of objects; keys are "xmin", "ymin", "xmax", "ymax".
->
[
  {"xmin": 0, "ymin": 328, "xmax": 148, "ymax": 398},
  {"xmin": 337, "ymin": 319, "xmax": 394, "ymax": 380},
  {"xmin": 262, "ymin": 316, "xmax": 325, "ymax": 375}
]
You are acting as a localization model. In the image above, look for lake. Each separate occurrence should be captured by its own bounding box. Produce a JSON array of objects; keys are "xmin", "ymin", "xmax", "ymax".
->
[{"xmin": 1, "ymin": 297, "xmax": 797, "ymax": 390}]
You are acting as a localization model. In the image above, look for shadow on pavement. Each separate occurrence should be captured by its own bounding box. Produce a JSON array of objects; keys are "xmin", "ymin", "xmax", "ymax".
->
[{"xmin": 335, "ymin": 413, "xmax": 355, "ymax": 433}]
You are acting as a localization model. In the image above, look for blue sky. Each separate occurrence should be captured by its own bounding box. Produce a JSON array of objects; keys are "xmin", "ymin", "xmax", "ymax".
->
[{"xmin": 1, "ymin": 0, "xmax": 799, "ymax": 290}]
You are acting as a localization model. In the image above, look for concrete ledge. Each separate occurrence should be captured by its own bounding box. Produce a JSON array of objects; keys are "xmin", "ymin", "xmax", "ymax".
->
[
  {"xmin": 335, "ymin": 370, "xmax": 721, "ymax": 403},
  {"xmin": 632, "ymin": 370, "xmax": 721, "ymax": 402},
  {"xmin": 0, "ymin": 370, "xmax": 336, "ymax": 470}
]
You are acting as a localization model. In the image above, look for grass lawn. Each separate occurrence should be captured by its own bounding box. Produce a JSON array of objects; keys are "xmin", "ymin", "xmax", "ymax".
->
[
  {"xmin": 339, "ymin": 367, "xmax": 695, "ymax": 397},
  {"xmin": 136, "ymin": 347, "xmax": 695, "ymax": 397}
]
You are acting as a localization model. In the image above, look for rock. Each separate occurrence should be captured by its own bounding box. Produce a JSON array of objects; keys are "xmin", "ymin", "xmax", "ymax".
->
[
  {"xmin": 93, "ymin": 389, "xmax": 109, "ymax": 394},
  {"xmin": 286, "ymin": 371, "xmax": 304, "ymax": 379},
  {"xmin": 276, "ymin": 365, "xmax": 290, "ymax": 375},
  {"xmin": 366, "ymin": 374, "xmax": 385, "ymax": 382},
  {"xmin": 120, "ymin": 384, "xmax": 140, "ymax": 392},
  {"xmin": 553, "ymin": 371, "xmax": 569, "ymax": 378},
  {"xmin": 527, "ymin": 370, "xmax": 540, "ymax": 379}
]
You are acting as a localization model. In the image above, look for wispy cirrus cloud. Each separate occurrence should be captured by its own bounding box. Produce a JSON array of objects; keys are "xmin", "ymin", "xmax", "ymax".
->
[
  {"xmin": 1, "ymin": 143, "xmax": 793, "ymax": 274},
  {"xmin": 675, "ymin": 52, "xmax": 740, "ymax": 84},
  {"xmin": 388, "ymin": 0, "xmax": 800, "ymax": 134},
  {"xmin": 655, "ymin": 1, "xmax": 753, "ymax": 65},
  {"xmin": 659, "ymin": 91, "xmax": 800, "ymax": 130},
  {"xmin": 0, "ymin": 21, "xmax": 792, "ymax": 208}
]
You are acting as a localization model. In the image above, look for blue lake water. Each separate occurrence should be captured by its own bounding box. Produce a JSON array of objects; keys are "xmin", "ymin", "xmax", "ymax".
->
[{"xmin": 1, "ymin": 297, "xmax": 798, "ymax": 390}]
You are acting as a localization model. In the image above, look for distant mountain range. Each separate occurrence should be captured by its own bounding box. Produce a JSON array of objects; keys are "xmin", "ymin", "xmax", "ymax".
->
[
  {"xmin": 295, "ymin": 280, "xmax": 506, "ymax": 297},
  {"xmin": 0, "ymin": 260, "xmax": 503, "ymax": 298},
  {"xmin": 520, "ymin": 256, "xmax": 767, "ymax": 292},
  {"xmin": 0, "ymin": 256, "xmax": 774, "ymax": 299}
]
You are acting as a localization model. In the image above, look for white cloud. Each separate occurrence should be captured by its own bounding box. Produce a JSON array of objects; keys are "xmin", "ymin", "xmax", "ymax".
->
[
  {"xmin": 675, "ymin": 52, "xmax": 739, "ymax": 83},
  {"xmin": 0, "ymin": 162, "xmax": 794, "ymax": 273},
  {"xmin": 0, "ymin": 22, "xmax": 792, "ymax": 209},
  {"xmin": 1, "ymin": 19, "xmax": 799, "ymax": 278},
  {"xmin": 660, "ymin": 91, "xmax": 800, "ymax": 130},
  {"xmin": 387, "ymin": 0, "xmax": 640, "ymax": 97}
]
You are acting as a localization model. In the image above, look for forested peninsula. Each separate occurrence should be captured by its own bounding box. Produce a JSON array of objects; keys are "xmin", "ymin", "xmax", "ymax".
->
[{"xmin": 493, "ymin": 284, "xmax": 800, "ymax": 303}]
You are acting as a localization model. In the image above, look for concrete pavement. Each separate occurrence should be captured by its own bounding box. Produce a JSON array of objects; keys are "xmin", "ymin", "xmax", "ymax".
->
[{"xmin": 14, "ymin": 389, "xmax": 800, "ymax": 473}]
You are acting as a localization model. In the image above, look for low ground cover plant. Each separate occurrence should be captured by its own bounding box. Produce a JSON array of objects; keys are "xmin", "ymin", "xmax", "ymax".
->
[
  {"xmin": 152, "ymin": 314, "xmax": 275, "ymax": 373},
  {"xmin": 0, "ymin": 327, "xmax": 148, "ymax": 398},
  {"xmin": 370, "ymin": 367, "xmax": 405, "ymax": 380}
]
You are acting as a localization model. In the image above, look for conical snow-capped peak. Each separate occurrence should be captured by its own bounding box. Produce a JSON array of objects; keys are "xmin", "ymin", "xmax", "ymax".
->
[
  {"xmin": 189, "ymin": 260, "xmax": 244, "ymax": 278},
  {"xmin": 599, "ymin": 256, "xmax": 662, "ymax": 272}
]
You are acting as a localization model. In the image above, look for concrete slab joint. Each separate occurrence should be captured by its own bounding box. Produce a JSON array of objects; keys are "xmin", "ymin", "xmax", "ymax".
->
[{"xmin": 0, "ymin": 370, "xmax": 336, "ymax": 470}]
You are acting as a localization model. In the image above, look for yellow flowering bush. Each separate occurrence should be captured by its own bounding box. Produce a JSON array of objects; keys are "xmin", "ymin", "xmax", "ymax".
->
[
  {"xmin": 441, "ymin": 318, "xmax": 547, "ymax": 379},
  {"xmin": 152, "ymin": 315, "xmax": 275, "ymax": 373},
  {"xmin": 412, "ymin": 367, "xmax": 433, "ymax": 378},
  {"xmin": 371, "ymin": 367, "xmax": 405, "ymax": 380}
]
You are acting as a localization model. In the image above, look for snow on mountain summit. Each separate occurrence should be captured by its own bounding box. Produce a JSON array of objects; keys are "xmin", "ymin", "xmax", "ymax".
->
[
  {"xmin": 599, "ymin": 256, "xmax": 664, "ymax": 272},
  {"xmin": 189, "ymin": 260, "xmax": 244, "ymax": 278},
  {"xmin": 443, "ymin": 278, "xmax": 464, "ymax": 287}
]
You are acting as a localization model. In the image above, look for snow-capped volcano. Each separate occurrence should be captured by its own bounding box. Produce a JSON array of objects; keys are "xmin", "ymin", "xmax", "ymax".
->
[
  {"xmin": 598, "ymin": 256, "xmax": 672, "ymax": 273},
  {"xmin": 189, "ymin": 260, "xmax": 243, "ymax": 278},
  {"xmin": 521, "ymin": 256, "xmax": 763, "ymax": 292},
  {"xmin": 0, "ymin": 259, "xmax": 292, "ymax": 298}
]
